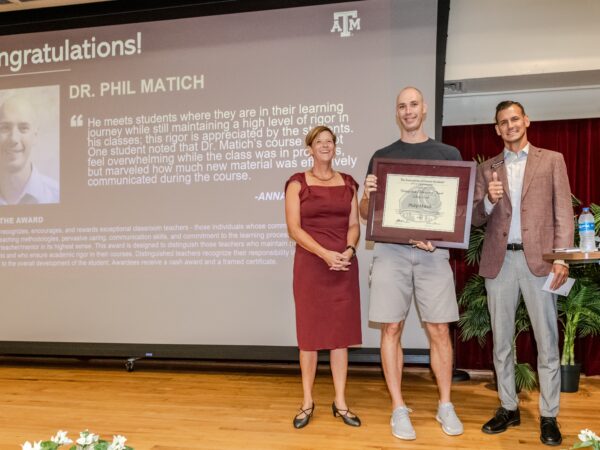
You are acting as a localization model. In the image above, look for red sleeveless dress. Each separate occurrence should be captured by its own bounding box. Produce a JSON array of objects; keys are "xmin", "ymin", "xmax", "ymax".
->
[{"xmin": 285, "ymin": 172, "xmax": 362, "ymax": 351}]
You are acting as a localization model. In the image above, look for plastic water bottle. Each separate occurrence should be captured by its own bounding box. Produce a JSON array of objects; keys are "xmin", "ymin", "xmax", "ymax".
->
[{"xmin": 578, "ymin": 207, "xmax": 596, "ymax": 252}]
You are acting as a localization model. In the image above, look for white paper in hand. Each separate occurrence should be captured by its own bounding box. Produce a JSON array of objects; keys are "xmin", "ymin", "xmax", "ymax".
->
[{"xmin": 542, "ymin": 272, "xmax": 575, "ymax": 296}]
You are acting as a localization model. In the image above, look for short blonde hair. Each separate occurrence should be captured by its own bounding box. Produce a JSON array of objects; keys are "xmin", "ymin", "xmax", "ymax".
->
[{"xmin": 304, "ymin": 125, "xmax": 337, "ymax": 147}]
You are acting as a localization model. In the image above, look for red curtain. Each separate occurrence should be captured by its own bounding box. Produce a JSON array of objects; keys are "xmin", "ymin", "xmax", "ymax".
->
[{"xmin": 443, "ymin": 118, "xmax": 600, "ymax": 376}]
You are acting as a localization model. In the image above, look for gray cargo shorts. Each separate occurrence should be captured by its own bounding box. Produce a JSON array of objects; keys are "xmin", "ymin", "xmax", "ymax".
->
[{"xmin": 368, "ymin": 243, "xmax": 459, "ymax": 324}]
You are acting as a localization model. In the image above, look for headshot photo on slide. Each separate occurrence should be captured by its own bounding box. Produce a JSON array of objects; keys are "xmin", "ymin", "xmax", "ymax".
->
[{"xmin": 0, "ymin": 85, "xmax": 60, "ymax": 206}]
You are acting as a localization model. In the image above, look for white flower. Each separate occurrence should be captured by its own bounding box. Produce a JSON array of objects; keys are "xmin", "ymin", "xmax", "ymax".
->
[
  {"xmin": 24, "ymin": 430, "xmax": 130, "ymax": 450},
  {"xmin": 51, "ymin": 430, "xmax": 73, "ymax": 445},
  {"xmin": 76, "ymin": 430, "xmax": 99, "ymax": 446},
  {"xmin": 579, "ymin": 429, "xmax": 600, "ymax": 442},
  {"xmin": 578, "ymin": 429, "xmax": 590, "ymax": 441},
  {"xmin": 108, "ymin": 435, "xmax": 128, "ymax": 450}
]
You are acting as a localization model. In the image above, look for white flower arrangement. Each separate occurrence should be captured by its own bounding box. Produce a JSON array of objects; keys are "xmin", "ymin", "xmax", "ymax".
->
[
  {"xmin": 21, "ymin": 430, "xmax": 132, "ymax": 450},
  {"xmin": 572, "ymin": 429, "xmax": 600, "ymax": 450}
]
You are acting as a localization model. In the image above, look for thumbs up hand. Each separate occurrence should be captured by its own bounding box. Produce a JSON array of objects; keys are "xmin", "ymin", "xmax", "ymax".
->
[{"xmin": 488, "ymin": 171, "xmax": 504, "ymax": 204}]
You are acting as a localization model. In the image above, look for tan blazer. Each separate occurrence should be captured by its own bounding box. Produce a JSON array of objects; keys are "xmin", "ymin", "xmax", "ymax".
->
[{"xmin": 472, "ymin": 145, "xmax": 574, "ymax": 278}]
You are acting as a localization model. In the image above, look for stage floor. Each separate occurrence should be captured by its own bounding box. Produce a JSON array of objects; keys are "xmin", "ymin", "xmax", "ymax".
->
[{"xmin": 0, "ymin": 359, "xmax": 598, "ymax": 449}]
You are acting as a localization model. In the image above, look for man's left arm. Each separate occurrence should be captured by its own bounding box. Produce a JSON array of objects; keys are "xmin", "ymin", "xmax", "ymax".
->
[{"xmin": 550, "ymin": 153, "xmax": 575, "ymax": 289}]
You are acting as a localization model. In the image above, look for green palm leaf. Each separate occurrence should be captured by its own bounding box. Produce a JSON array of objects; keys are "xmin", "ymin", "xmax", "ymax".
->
[
  {"xmin": 458, "ymin": 274, "xmax": 486, "ymax": 307},
  {"xmin": 465, "ymin": 226, "xmax": 486, "ymax": 266},
  {"xmin": 514, "ymin": 362, "xmax": 537, "ymax": 391},
  {"xmin": 458, "ymin": 275, "xmax": 491, "ymax": 346},
  {"xmin": 458, "ymin": 307, "xmax": 491, "ymax": 346}
]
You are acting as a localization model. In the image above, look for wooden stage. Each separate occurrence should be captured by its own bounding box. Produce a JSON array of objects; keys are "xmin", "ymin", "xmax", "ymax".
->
[{"xmin": 0, "ymin": 358, "xmax": 598, "ymax": 449}]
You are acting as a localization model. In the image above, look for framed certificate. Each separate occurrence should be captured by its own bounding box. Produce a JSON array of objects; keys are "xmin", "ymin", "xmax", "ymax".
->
[{"xmin": 366, "ymin": 158, "xmax": 476, "ymax": 248}]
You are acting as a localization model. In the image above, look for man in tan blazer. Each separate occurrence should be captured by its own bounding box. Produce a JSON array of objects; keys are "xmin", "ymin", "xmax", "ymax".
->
[{"xmin": 472, "ymin": 100, "xmax": 573, "ymax": 446}]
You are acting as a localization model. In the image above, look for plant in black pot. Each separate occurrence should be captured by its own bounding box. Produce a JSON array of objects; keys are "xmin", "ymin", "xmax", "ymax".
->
[
  {"xmin": 557, "ymin": 202, "xmax": 600, "ymax": 392},
  {"xmin": 558, "ymin": 277, "xmax": 600, "ymax": 392}
]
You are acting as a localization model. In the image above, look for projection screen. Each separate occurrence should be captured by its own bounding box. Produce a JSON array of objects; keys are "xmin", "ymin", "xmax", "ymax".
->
[{"xmin": 0, "ymin": 0, "xmax": 449, "ymax": 360}]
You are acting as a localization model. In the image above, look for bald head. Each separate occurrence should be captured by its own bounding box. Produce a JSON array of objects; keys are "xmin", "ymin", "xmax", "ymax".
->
[
  {"xmin": 0, "ymin": 95, "xmax": 38, "ymax": 175},
  {"xmin": 0, "ymin": 95, "xmax": 38, "ymax": 127},
  {"xmin": 395, "ymin": 86, "xmax": 428, "ymax": 140},
  {"xmin": 396, "ymin": 86, "xmax": 424, "ymax": 104}
]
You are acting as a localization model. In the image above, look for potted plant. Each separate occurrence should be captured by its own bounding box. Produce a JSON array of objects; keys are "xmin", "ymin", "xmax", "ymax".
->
[{"xmin": 557, "ymin": 202, "xmax": 600, "ymax": 392}]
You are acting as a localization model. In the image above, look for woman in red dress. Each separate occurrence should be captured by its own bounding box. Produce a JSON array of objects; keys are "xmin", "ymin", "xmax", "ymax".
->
[{"xmin": 285, "ymin": 125, "xmax": 362, "ymax": 429}]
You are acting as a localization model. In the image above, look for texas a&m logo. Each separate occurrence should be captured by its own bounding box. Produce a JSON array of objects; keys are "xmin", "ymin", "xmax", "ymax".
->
[{"xmin": 330, "ymin": 10, "xmax": 360, "ymax": 37}]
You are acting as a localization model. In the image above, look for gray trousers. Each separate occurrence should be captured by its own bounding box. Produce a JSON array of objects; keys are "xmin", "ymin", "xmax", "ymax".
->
[{"xmin": 485, "ymin": 250, "xmax": 560, "ymax": 417}]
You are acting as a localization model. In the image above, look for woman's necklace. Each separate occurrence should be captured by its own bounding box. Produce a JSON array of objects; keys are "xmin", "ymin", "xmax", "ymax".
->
[{"xmin": 310, "ymin": 169, "xmax": 336, "ymax": 182}]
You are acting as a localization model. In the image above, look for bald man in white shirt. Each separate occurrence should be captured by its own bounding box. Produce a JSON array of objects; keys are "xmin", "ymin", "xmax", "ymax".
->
[{"xmin": 0, "ymin": 95, "xmax": 59, "ymax": 205}]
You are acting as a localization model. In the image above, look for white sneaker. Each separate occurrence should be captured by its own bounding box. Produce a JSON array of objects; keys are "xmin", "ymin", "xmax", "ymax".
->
[
  {"xmin": 436, "ymin": 402, "xmax": 464, "ymax": 436},
  {"xmin": 391, "ymin": 406, "xmax": 416, "ymax": 440}
]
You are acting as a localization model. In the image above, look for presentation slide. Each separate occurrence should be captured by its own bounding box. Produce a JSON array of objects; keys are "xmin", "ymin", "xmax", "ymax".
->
[{"xmin": 0, "ymin": 0, "xmax": 441, "ymax": 354}]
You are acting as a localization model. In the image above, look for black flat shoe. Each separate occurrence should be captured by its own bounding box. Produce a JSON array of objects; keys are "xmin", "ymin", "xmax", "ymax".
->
[
  {"xmin": 540, "ymin": 417, "xmax": 562, "ymax": 446},
  {"xmin": 332, "ymin": 402, "xmax": 361, "ymax": 427},
  {"xmin": 293, "ymin": 403, "xmax": 314, "ymax": 429},
  {"xmin": 482, "ymin": 407, "xmax": 520, "ymax": 434}
]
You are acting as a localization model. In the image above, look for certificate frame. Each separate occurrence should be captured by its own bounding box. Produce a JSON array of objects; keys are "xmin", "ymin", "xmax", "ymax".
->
[{"xmin": 366, "ymin": 158, "xmax": 476, "ymax": 249}]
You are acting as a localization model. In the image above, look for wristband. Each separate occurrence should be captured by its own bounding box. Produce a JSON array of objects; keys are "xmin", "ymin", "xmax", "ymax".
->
[
  {"xmin": 553, "ymin": 259, "xmax": 569, "ymax": 268},
  {"xmin": 345, "ymin": 245, "xmax": 356, "ymax": 257}
]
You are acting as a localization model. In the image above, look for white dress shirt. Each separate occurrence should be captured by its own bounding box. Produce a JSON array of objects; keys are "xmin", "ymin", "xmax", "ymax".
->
[
  {"xmin": 484, "ymin": 144, "xmax": 529, "ymax": 244},
  {"xmin": 0, "ymin": 165, "xmax": 59, "ymax": 205}
]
